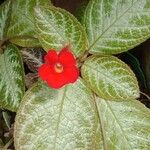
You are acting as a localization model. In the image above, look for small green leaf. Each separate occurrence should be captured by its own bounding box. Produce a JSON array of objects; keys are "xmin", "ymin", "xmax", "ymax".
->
[
  {"xmin": 14, "ymin": 79, "xmax": 99, "ymax": 149},
  {"xmin": 0, "ymin": 44, "xmax": 25, "ymax": 112},
  {"xmin": 84, "ymin": 0, "xmax": 150, "ymax": 54},
  {"xmin": 34, "ymin": 6, "xmax": 88, "ymax": 57},
  {"xmin": 81, "ymin": 56, "xmax": 140, "ymax": 100},
  {"xmin": 96, "ymin": 97, "xmax": 150, "ymax": 149},
  {"xmin": 7, "ymin": 0, "xmax": 52, "ymax": 47},
  {"xmin": 10, "ymin": 37, "xmax": 40, "ymax": 48},
  {"xmin": 0, "ymin": 0, "xmax": 12, "ymax": 40}
]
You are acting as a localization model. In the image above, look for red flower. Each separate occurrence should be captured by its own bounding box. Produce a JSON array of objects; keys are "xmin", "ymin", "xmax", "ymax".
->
[{"xmin": 38, "ymin": 47, "xmax": 79, "ymax": 89}]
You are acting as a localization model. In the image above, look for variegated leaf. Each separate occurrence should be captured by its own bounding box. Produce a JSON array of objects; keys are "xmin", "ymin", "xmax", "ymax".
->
[
  {"xmin": 0, "ymin": 44, "xmax": 25, "ymax": 112},
  {"xmin": 14, "ymin": 79, "xmax": 99, "ymax": 149},
  {"xmin": 81, "ymin": 56, "xmax": 140, "ymax": 100},
  {"xmin": 10, "ymin": 37, "xmax": 40, "ymax": 48},
  {"xmin": 0, "ymin": 0, "xmax": 12, "ymax": 40},
  {"xmin": 84, "ymin": 0, "xmax": 150, "ymax": 54},
  {"xmin": 7, "ymin": 0, "xmax": 52, "ymax": 47},
  {"xmin": 96, "ymin": 97, "xmax": 150, "ymax": 149},
  {"xmin": 34, "ymin": 6, "xmax": 88, "ymax": 57}
]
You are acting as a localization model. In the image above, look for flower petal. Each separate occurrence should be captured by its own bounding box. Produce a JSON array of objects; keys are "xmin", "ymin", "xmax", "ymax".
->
[
  {"xmin": 47, "ymin": 73, "xmax": 67, "ymax": 89},
  {"xmin": 39, "ymin": 47, "xmax": 79, "ymax": 89},
  {"xmin": 59, "ymin": 47, "xmax": 76, "ymax": 66},
  {"xmin": 44, "ymin": 50, "xmax": 58, "ymax": 64},
  {"xmin": 64, "ymin": 66, "xmax": 79, "ymax": 83},
  {"xmin": 38, "ymin": 64, "xmax": 53, "ymax": 80}
]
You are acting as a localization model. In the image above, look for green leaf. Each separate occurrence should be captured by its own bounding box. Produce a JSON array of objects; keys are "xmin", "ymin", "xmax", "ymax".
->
[
  {"xmin": 96, "ymin": 97, "xmax": 150, "ymax": 149},
  {"xmin": 0, "ymin": 0, "xmax": 12, "ymax": 40},
  {"xmin": 10, "ymin": 37, "xmax": 40, "ymax": 48},
  {"xmin": 84, "ymin": 0, "xmax": 150, "ymax": 55},
  {"xmin": 34, "ymin": 6, "xmax": 88, "ymax": 57},
  {"xmin": 0, "ymin": 44, "xmax": 25, "ymax": 112},
  {"xmin": 81, "ymin": 56, "xmax": 140, "ymax": 100},
  {"xmin": 7, "ymin": 0, "xmax": 52, "ymax": 47},
  {"xmin": 14, "ymin": 79, "xmax": 99, "ymax": 149}
]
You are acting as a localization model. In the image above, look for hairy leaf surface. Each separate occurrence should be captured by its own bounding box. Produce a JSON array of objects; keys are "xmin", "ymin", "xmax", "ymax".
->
[
  {"xmin": 7, "ymin": 0, "xmax": 52, "ymax": 47},
  {"xmin": 0, "ymin": 0, "xmax": 12, "ymax": 40},
  {"xmin": 84, "ymin": 0, "xmax": 150, "ymax": 54},
  {"xmin": 14, "ymin": 79, "xmax": 99, "ymax": 149},
  {"xmin": 81, "ymin": 56, "xmax": 139, "ymax": 100},
  {"xmin": 0, "ymin": 44, "xmax": 25, "ymax": 112},
  {"xmin": 21, "ymin": 48, "xmax": 46, "ymax": 72},
  {"xmin": 25, "ymin": 73, "xmax": 38, "ymax": 89},
  {"xmin": 10, "ymin": 37, "xmax": 40, "ymax": 48},
  {"xmin": 96, "ymin": 97, "xmax": 150, "ymax": 149},
  {"xmin": 34, "ymin": 6, "xmax": 88, "ymax": 57}
]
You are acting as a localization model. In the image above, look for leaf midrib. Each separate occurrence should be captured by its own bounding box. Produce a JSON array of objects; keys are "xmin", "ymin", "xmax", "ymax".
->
[
  {"xmin": 53, "ymin": 87, "xmax": 67, "ymax": 149},
  {"xmin": 88, "ymin": 0, "xmax": 138, "ymax": 50},
  {"xmin": 37, "ymin": 8, "xmax": 67, "ymax": 44},
  {"xmin": 105, "ymin": 100, "xmax": 133, "ymax": 149},
  {"xmin": 94, "ymin": 95, "xmax": 108, "ymax": 150}
]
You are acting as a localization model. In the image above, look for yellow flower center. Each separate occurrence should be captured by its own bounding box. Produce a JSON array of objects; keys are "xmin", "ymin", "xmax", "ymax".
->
[{"xmin": 54, "ymin": 63, "xmax": 63, "ymax": 73}]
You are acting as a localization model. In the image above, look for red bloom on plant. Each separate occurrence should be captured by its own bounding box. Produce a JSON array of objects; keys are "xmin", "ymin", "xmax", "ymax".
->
[{"xmin": 38, "ymin": 47, "xmax": 79, "ymax": 89}]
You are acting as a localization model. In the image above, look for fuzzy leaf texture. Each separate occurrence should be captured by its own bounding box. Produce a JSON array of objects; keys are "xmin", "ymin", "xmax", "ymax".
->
[
  {"xmin": 14, "ymin": 79, "xmax": 99, "ymax": 150},
  {"xmin": 25, "ymin": 73, "xmax": 38, "ymax": 89},
  {"xmin": 84, "ymin": 0, "xmax": 150, "ymax": 54},
  {"xmin": 21, "ymin": 48, "xmax": 46, "ymax": 73},
  {"xmin": 0, "ymin": 44, "xmax": 25, "ymax": 112},
  {"xmin": 81, "ymin": 56, "xmax": 140, "ymax": 100},
  {"xmin": 34, "ymin": 6, "xmax": 88, "ymax": 57},
  {"xmin": 0, "ymin": 0, "xmax": 12, "ymax": 40},
  {"xmin": 10, "ymin": 37, "xmax": 40, "ymax": 48},
  {"xmin": 7, "ymin": 0, "xmax": 52, "ymax": 47},
  {"xmin": 96, "ymin": 97, "xmax": 150, "ymax": 149}
]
